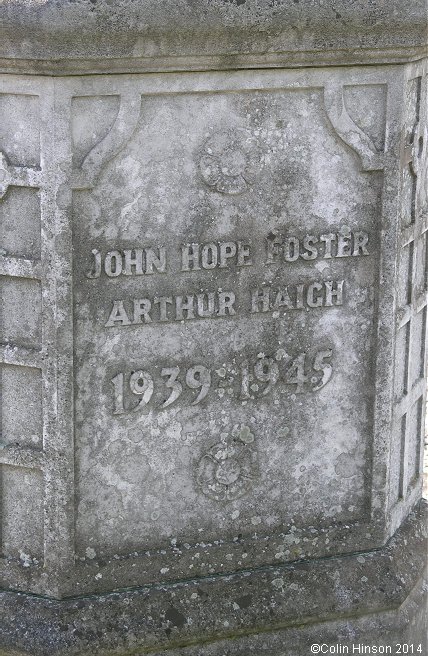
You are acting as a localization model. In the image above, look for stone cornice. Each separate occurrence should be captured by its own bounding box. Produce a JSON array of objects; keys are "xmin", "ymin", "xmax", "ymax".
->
[{"xmin": 0, "ymin": 0, "xmax": 426, "ymax": 74}]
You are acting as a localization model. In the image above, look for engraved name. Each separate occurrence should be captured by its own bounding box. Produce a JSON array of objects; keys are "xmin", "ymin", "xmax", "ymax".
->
[
  {"xmin": 86, "ymin": 247, "xmax": 167, "ymax": 278},
  {"xmin": 265, "ymin": 230, "xmax": 369, "ymax": 263},
  {"xmin": 104, "ymin": 280, "xmax": 344, "ymax": 327},
  {"xmin": 85, "ymin": 229, "xmax": 370, "ymax": 278},
  {"xmin": 181, "ymin": 241, "xmax": 252, "ymax": 271}
]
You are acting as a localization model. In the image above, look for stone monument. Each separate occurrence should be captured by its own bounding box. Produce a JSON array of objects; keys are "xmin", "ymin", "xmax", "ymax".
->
[{"xmin": 0, "ymin": 1, "xmax": 427, "ymax": 654}]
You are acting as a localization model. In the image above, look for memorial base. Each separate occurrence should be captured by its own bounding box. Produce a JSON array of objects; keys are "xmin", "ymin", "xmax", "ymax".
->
[{"xmin": 1, "ymin": 501, "xmax": 426, "ymax": 656}]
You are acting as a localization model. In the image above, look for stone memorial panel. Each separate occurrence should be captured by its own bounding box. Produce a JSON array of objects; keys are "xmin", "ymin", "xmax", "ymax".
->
[
  {"xmin": 72, "ymin": 76, "xmax": 382, "ymax": 572},
  {"xmin": 0, "ymin": 1, "xmax": 426, "ymax": 654}
]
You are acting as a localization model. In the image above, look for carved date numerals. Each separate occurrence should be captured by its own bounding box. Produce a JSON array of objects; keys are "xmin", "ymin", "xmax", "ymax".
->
[
  {"xmin": 110, "ymin": 349, "xmax": 333, "ymax": 415},
  {"xmin": 240, "ymin": 350, "xmax": 333, "ymax": 398},
  {"xmin": 112, "ymin": 365, "xmax": 211, "ymax": 414}
]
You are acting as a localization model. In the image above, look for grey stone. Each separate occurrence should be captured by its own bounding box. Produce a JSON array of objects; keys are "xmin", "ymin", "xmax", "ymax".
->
[
  {"xmin": 0, "ymin": 0, "xmax": 426, "ymax": 74},
  {"xmin": 0, "ymin": 501, "xmax": 426, "ymax": 655},
  {"xmin": 0, "ymin": 1, "xmax": 427, "ymax": 654}
]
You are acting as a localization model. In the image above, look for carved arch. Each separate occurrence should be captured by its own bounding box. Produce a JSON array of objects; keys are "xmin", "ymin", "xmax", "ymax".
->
[
  {"xmin": 323, "ymin": 82, "xmax": 385, "ymax": 172},
  {"xmin": 71, "ymin": 91, "xmax": 142, "ymax": 190}
]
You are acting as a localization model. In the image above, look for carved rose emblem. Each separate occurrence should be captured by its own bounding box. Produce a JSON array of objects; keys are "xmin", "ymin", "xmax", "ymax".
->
[
  {"xmin": 196, "ymin": 425, "xmax": 259, "ymax": 501},
  {"xmin": 199, "ymin": 129, "xmax": 263, "ymax": 195}
]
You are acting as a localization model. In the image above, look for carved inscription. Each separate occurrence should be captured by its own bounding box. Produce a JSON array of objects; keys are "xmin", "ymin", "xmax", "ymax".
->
[
  {"xmin": 110, "ymin": 349, "xmax": 333, "ymax": 414},
  {"xmin": 81, "ymin": 224, "xmax": 372, "ymax": 416},
  {"xmin": 264, "ymin": 231, "xmax": 369, "ymax": 262},
  {"xmin": 83, "ymin": 228, "xmax": 369, "ymax": 327},
  {"xmin": 104, "ymin": 281, "xmax": 344, "ymax": 327},
  {"xmin": 86, "ymin": 230, "xmax": 369, "ymax": 279},
  {"xmin": 86, "ymin": 246, "xmax": 166, "ymax": 278}
]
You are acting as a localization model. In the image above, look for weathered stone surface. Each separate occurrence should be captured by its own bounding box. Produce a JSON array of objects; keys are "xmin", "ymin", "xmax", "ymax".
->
[
  {"xmin": 0, "ymin": 500, "xmax": 426, "ymax": 656},
  {"xmin": 73, "ymin": 71, "xmax": 383, "ymax": 577},
  {"xmin": 0, "ymin": 0, "xmax": 426, "ymax": 74},
  {"xmin": 0, "ymin": 1, "xmax": 427, "ymax": 654}
]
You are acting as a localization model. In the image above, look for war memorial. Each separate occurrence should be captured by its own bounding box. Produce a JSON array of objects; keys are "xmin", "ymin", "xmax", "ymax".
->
[{"xmin": 0, "ymin": 1, "xmax": 427, "ymax": 654}]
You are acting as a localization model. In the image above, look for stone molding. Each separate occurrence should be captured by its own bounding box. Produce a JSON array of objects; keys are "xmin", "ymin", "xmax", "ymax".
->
[
  {"xmin": 0, "ymin": 0, "xmax": 426, "ymax": 75},
  {"xmin": 0, "ymin": 499, "xmax": 426, "ymax": 656}
]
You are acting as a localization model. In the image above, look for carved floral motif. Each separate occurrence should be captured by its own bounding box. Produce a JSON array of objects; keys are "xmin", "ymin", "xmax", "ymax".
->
[
  {"xmin": 198, "ymin": 129, "xmax": 263, "ymax": 195},
  {"xmin": 196, "ymin": 425, "xmax": 259, "ymax": 501}
]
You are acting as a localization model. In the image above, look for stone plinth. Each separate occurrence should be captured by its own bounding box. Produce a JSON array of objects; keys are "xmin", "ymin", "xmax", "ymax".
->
[{"xmin": 0, "ymin": 1, "xmax": 427, "ymax": 654}]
